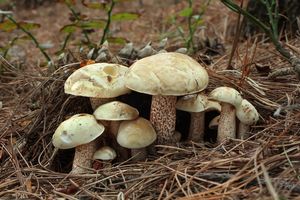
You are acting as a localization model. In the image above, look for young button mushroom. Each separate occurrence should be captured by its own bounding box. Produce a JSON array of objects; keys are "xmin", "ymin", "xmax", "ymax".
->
[
  {"xmin": 117, "ymin": 117, "xmax": 157, "ymax": 161},
  {"xmin": 93, "ymin": 101, "xmax": 139, "ymax": 160},
  {"xmin": 93, "ymin": 146, "xmax": 117, "ymax": 161},
  {"xmin": 236, "ymin": 99, "xmax": 259, "ymax": 139},
  {"xmin": 52, "ymin": 114, "xmax": 105, "ymax": 174},
  {"xmin": 209, "ymin": 115, "xmax": 220, "ymax": 130},
  {"xmin": 125, "ymin": 52, "xmax": 209, "ymax": 145},
  {"xmin": 208, "ymin": 87, "xmax": 243, "ymax": 143},
  {"xmin": 64, "ymin": 63, "xmax": 131, "ymax": 110}
]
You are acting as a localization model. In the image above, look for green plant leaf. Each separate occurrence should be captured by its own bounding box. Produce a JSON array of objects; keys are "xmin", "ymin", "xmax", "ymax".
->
[
  {"xmin": 111, "ymin": 12, "xmax": 139, "ymax": 21},
  {"xmin": 179, "ymin": 7, "xmax": 193, "ymax": 17},
  {"xmin": 60, "ymin": 24, "xmax": 77, "ymax": 33},
  {"xmin": 81, "ymin": 0, "xmax": 104, "ymax": 9},
  {"xmin": 80, "ymin": 19, "xmax": 106, "ymax": 29},
  {"xmin": 107, "ymin": 37, "xmax": 127, "ymax": 44},
  {"xmin": 0, "ymin": 20, "xmax": 40, "ymax": 32}
]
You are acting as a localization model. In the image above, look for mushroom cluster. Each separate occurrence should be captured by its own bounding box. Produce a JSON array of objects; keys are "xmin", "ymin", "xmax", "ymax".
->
[{"xmin": 53, "ymin": 51, "xmax": 260, "ymax": 174}]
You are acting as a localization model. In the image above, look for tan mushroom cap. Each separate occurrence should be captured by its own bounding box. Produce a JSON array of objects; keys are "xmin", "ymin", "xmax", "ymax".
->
[
  {"xmin": 125, "ymin": 52, "xmax": 209, "ymax": 95},
  {"xmin": 93, "ymin": 146, "xmax": 117, "ymax": 160},
  {"xmin": 176, "ymin": 94, "xmax": 221, "ymax": 112},
  {"xmin": 52, "ymin": 114, "xmax": 105, "ymax": 149},
  {"xmin": 208, "ymin": 87, "xmax": 243, "ymax": 107},
  {"xmin": 176, "ymin": 94, "xmax": 208, "ymax": 112},
  {"xmin": 93, "ymin": 101, "xmax": 139, "ymax": 121},
  {"xmin": 65, "ymin": 63, "xmax": 131, "ymax": 98},
  {"xmin": 236, "ymin": 99, "xmax": 259, "ymax": 125},
  {"xmin": 117, "ymin": 117, "xmax": 157, "ymax": 149}
]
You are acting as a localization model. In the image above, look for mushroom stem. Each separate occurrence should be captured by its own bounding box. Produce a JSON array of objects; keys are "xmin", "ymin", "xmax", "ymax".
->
[
  {"xmin": 217, "ymin": 103, "xmax": 236, "ymax": 143},
  {"xmin": 90, "ymin": 97, "xmax": 114, "ymax": 110},
  {"xmin": 150, "ymin": 95, "xmax": 177, "ymax": 145},
  {"xmin": 72, "ymin": 141, "xmax": 98, "ymax": 174},
  {"xmin": 131, "ymin": 148, "xmax": 147, "ymax": 161},
  {"xmin": 188, "ymin": 112, "xmax": 205, "ymax": 142},
  {"xmin": 237, "ymin": 123, "xmax": 250, "ymax": 140},
  {"xmin": 109, "ymin": 121, "xmax": 120, "ymax": 136}
]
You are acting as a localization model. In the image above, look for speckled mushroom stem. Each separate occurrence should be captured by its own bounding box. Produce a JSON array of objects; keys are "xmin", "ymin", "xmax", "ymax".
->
[
  {"xmin": 150, "ymin": 95, "xmax": 177, "ymax": 145},
  {"xmin": 188, "ymin": 112, "xmax": 205, "ymax": 142},
  {"xmin": 131, "ymin": 148, "xmax": 147, "ymax": 161},
  {"xmin": 71, "ymin": 140, "xmax": 98, "ymax": 174},
  {"xmin": 237, "ymin": 123, "xmax": 250, "ymax": 140},
  {"xmin": 90, "ymin": 97, "xmax": 115, "ymax": 110},
  {"xmin": 217, "ymin": 103, "xmax": 236, "ymax": 143}
]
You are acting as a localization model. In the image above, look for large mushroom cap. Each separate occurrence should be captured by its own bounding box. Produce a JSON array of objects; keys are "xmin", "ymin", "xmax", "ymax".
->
[
  {"xmin": 93, "ymin": 101, "xmax": 139, "ymax": 121},
  {"xmin": 117, "ymin": 117, "xmax": 157, "ymax": 149},
  {"xmin": 52, "ymin": 114, "xmax": 105, "ymax": 149},
  {"xmin": 236, "ymin": 99, "xmax": 259, "ymax": 125},
  {"xmin": 125, "ymin": 52, "xmax": 209, "ymax": 96},
  {"xmin": 93, "ymin": 146, "xmax": 117, "ymax": 160},
  {"xmin": 208, "ymin": 87, "xmax": 243, "ymax": 107},
  {"xmin": 65, "ymin": 63, "xmax": 131, "ymax": 98}
]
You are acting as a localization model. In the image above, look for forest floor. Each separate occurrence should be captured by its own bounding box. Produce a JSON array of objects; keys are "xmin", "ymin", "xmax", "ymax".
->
[{"xmin": 0, "ymin": 0, "xmax": 300, "ymax": 199}]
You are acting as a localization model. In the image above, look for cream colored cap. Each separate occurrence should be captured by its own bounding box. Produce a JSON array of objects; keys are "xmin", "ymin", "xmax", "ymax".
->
[
  {"xmin": 176, "ymin": 94, "xmax": 221, "ymax": 113},
  {"xmin": 236, "ymin": 99, "xmax": 259, "ymax": 125},
  {"xmin": 125, "ymin": 52, "xmax": 209, "ymax": 96},
  {"xmin": 93, "ymin": 101, "xmax": 139, "ymax": 121},
  {"xmin": 65, "ymin": 63, "xmax": 131, "ymax": 98},
  {"xmin": 93, "ymin": 146, "xmax": 117, "ymax": 160},
  {"xmin": 209, "ymin": 115, "xmax": 220, "ymax": 130},
  {"xmin": 176, "ymin": 94, "xmax": 208, "ymax": 112},
  {"xmin": 117, "ymin": 117, "xmax": 157, "ymax": 149},
  {"xmin": 208, "ymin": 87, "xmax": 242, "ymax": 107},
  {"xmin": 52, "ymin": 114, "xmax": 105, "ymax": 149}
]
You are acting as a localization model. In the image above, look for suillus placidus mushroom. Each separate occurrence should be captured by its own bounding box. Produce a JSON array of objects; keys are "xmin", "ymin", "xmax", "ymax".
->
[
  {"xmin": 93, "ymin": 101, "xmax": 139, "ymax": 160},
  {"xmin": 52, "ymin": 114, "xmax": 105, "ymax": 173},
  {"xmin": 236, "ymin": 99, "xmax": 259, "ymax": 139},
  {"xmin": 117, "ymin": 117, "xmax": 157, "ymax": 161},
  {"xmin": 64, "ymin": 63, "xmax": 131, "ymax": 110},
  {"xmin": 125, "ymin": 52, "xmax": 209, "ymax": 145},
  {"xmin": 208, "ymin": 87, "xmax": 242, "ymax": 143}
]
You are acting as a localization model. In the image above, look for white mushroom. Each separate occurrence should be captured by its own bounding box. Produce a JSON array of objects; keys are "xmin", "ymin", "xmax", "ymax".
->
[
  {"xmin": 52, "ymin": 114, "xmax": 105, "ymax": 173},
  {"xmin": 125, "ymin": 52, "xmax": 209, "ymax": 145},
  {"xmin": 93, "ymin": 101, "xmax": 139, "ymax": 160},
  {"xmin": 208, "ymin": 87, "xmax": 243, "ymax": 143},
  {"xmin": 117, "ymin": 117, "xmax": 157, "ymax": 161},
  {"xmin": 236, "ymin": 99, "xmax": 259, "ymax": 139},
  {"xmin": 93, "ymin": 146, "xmax": 117, "ymax": 161},
  {"xmin": 64, "ymin": 63, "xmax": 131, "ymax": 109}
]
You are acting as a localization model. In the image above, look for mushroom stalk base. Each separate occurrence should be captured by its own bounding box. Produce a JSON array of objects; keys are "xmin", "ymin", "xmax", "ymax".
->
[
  {"xmin": 71, "ymin": 140, "xmax": 97, "ymax": 174},
  {"xmin": 217, "ymin": 103, "xmax": 236, "ymax": 143},
  {"xmin": 237, "ymin": 123, "xmax": 250, "ymax": 140},
  {"xmin": 188, "ymin": 112, "xmax": 205, "ymax": 142},
  {"xmin": 150, "ymin": 95, "xmax": 177, "ymax": 145},
  {"xmin": 131, "ymin": 148, "xmax": 147, "ymax": 161}
]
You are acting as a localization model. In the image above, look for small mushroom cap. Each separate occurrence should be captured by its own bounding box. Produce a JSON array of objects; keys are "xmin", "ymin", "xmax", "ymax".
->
[
  {"xmin": 176, "ymin": 94, "xmax": 208, "ymax": 112},
  {"xmin": 52, "ymin": 114, "xmax": 105, "ymax": 149},
  {"xmin": 209, "ymin": 115, "xmax": 220, "ymax": 130},
  {"xmin": 205, "ymin": 100, "xmax": 221, "ymax": 112},
  {"xmin": 208, "ymin": 87, "xmax": 243, "ymax": 107},
  {"xmin": 93, "ymin": 146, "xmax": 117, "ymax": 160},
  {"xmin": 236, "ymin": 99, "xmax": 259, "ymax": 125},
  {"xmin": 65, "ymin": 63, "xmax": 131, "ymax": 98},
  {"xmin": 176, "ymin": 94, "xmax": 221, "ymax": 113},
  {"xmin": 117, "ymin": 117, "xmax": 157, "ymax": 149},
  {"xmin": 93, "ymin": 101, "xmax": 139, "ymax": 121},
  {"xmin": 125, "ymin": 52, "xmax": 209, "ymax": 96}
]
